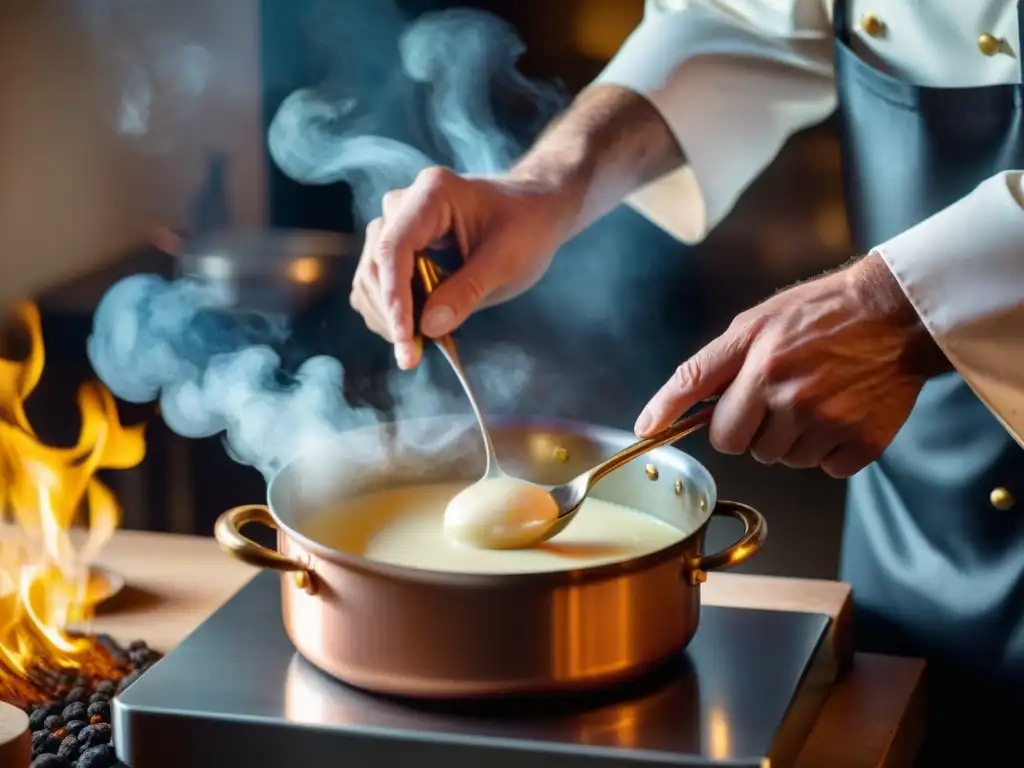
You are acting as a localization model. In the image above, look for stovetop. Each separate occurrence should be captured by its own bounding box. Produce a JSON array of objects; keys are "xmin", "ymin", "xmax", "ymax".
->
[{"xmin": 113, "ymin": 572, "xmax": 832, "ymax": 768}]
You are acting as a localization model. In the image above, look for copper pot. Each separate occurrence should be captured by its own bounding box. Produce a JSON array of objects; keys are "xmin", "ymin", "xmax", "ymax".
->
[{"xmin": 214, "ymin": 416, "xmax": 766, "ymax": 698}]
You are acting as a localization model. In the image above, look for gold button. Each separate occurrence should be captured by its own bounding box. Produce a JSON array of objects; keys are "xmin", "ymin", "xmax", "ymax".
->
[
  {"xmin": 860, "ymin": 13, "xmax": 884, "ymax": 37},
  {"xmin": 978, "ymin": 33, "xmax": 1001, "ymax": 56},
  {"xmin": 990, "ymin": 487, "xmax": 1015, "ymax": 511}
]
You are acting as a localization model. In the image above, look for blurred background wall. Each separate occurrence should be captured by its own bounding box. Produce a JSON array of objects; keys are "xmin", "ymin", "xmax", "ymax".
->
[
  {"xmin": 0, "ymin": 0, "xmax": 852, "ymax": 579},
  {"xmin": 0, "ymin": 0, "xmax": 264, "ymax": 309},
  {"xmin": 0, "ymin": 0, "xmax": 139, "ymax": 309}
]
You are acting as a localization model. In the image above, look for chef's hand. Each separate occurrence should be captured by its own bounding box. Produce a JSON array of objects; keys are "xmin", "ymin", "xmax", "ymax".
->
[
  {"xmin": 350, "ymin": 168, "xmax": 576, "ymax": 369},
  {"xmin": 634, "ymin": 254, "xmax": 950, "ymax": 478}
]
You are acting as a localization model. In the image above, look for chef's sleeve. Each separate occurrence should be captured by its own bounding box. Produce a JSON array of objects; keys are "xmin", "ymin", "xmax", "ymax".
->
[
  {"xmin": 592, "ymin": 0, "xmax": 836, "ymax": 243},
  {"xmin": 873, "ymin": 171, "xmax": 1024, "ymax": 446}
]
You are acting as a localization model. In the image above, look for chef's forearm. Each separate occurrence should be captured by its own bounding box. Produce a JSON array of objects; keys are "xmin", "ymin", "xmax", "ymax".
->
[{"xmin": 508, "ymin": 85, "xmax": 684, "ymax": 238}]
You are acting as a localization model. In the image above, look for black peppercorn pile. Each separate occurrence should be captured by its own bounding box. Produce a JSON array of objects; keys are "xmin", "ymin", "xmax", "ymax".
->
[{"xmin": 14, "ymin": 637, "xmax": 163, "ymax": 768}]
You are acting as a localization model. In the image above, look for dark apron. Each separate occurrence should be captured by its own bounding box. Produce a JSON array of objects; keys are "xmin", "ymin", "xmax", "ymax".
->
[{"xmin": 833, "ymin": 0, "xmax": 1024, "ymax": 761}]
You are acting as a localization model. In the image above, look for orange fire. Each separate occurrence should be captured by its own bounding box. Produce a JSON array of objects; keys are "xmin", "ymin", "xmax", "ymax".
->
[{"xmin": 0, "ymin": 302, "xmax": 146, "ymax": 705}]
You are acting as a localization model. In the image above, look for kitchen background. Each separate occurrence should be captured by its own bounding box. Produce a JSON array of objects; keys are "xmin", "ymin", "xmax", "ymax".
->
[{"xmin": 1, "ymin": 0, "xmax": 851, "ymax": 578}]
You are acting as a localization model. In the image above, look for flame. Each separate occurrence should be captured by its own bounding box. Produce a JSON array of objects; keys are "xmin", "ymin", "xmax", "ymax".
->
[{"xmin": 0, "ymin": 302, "xmax": 146, "ymax": 705}]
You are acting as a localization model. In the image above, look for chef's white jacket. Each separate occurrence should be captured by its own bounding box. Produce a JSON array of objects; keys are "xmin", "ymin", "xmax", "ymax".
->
[{"xmin": 593, "ymin": 0, "xmax": 1024, "ymax": 445}]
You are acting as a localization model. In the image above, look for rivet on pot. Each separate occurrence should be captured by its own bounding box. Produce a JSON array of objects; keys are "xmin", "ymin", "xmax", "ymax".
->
[
  {"xmin": 699, "ymin": 498, "xmax": 707, "ymax": 511},
  {"xmin": 674, "ymin": 479, "xmax": 683, "ymax": 496},
  {"xmin": 553, "ymin": 446, "xmax": 569, "ymax": 462},
  {"xmin": 689, "ymin": 570, "xmax": 708, "ymax": 586},
  {"xmin": 645, "ymin": 464, "xmax": 659, "ymax": 480},
  {"xmin": 293, "ymin": 570, "xmax": 316, "ymax": 595}
]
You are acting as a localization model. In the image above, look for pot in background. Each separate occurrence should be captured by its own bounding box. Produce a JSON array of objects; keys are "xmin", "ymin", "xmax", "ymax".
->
[{"xmin": 175, "ymin": 228, "xmax": 356, "ymax": 316}]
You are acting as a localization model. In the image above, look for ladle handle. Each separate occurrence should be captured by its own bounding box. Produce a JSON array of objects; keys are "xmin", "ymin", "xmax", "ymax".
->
[
  {"xmin": 587, "ymin": 398, "xmax": 719, "ymax": 486},
  {"xmin": 415, "ymin": 252, "xmax": 449, "ymax": 296},
  {"xmin": 414, "ymin": 253, "xmax": 458, "ymax": 355},
  {"xmin": 414, "ymin": 252, "xmax": 499, "ymax": 474}
]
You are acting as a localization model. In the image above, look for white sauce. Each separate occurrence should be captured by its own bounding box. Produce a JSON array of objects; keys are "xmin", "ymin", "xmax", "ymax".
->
[
  {"xmin": 442, "ymin": 476, "xmax": 559, "ymax": 549},
  {"xmin": 298, "ymin": 482, "xmax": 684, "ymax": 575}
]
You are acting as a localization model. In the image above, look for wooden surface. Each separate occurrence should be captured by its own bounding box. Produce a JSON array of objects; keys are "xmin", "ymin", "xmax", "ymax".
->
[
  {"xmin": 0, "ymin": 701, "xmax": 30, "ymax": 768},
  {"xmin": 796, "ymin": 653, "xmax": 925, "ymax": 768},
  {"xmin": 84, "ymin": 530, "xmax": 923, "ymax": 767}
]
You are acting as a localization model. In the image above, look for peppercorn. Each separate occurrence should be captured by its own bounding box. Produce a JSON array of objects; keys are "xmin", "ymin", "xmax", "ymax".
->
[
  {"xmin": 56, "ymin": 734, "xmax": 80, "ymax": 761},
  {"xmin": 116, "ymin": 670, "xmax": 141, "ymax": 694},
  {"xmin": 29, "ymin": 708, "xmax": 50, "ymax": 731},
  {"xmin": 127, "ymin": 639, "xmax": 147, "ymax": 651},
  {"xmin": 86, "ymin": 701, "xmax": 110, "ymax": 722},
  {"xmin": 43, "ymin": 715, "xmax": 62, "ymax": 731},
  {"xmin": 61, "ymin": 702, "xmax": 87, "ymax": 723},
  {"xmin": 95, "ymin": 680, "xmax": 115, "ymax": 696},
  {"xmin": 33, "ymin": 732, "xmax": 62, "ymax": 755},
  {"xmin": 31, "ymin": 731, "xmax": 52, "ymax": 753},
  {"xmin": 77, "ymin": 722, "xmax": 111, "ymax": 749},
  {"xmin": 64, "ymin": 686, "xmax": 89, "ymax": 704},
  {"xmin": 30, "ymin": 700, "xmax": 64, "ymax": 726},
  {"xmin": 128, "ymin": 648, "xmax": 155, "ymax": 667},
  {"xmin": 88, "ymin": 692, "xmax": 109, "ymax": 705},
  {"xmin": 89, "ymin": 714, "xmax": 104, "ymax": 726},
  {"xmin": 78, "ymin": 743, "xmax": 117, "ymax": 768},
  {"xmin": 30, "ymin": 754, "xmax": 68, "ymax": 768},
  {"xmin": 52, "ymin": 727, "xmax": 67, "ymax": 741},
  {"xmin": 64, "ymin": 719, "xmax": 88, "ymax": 737}
]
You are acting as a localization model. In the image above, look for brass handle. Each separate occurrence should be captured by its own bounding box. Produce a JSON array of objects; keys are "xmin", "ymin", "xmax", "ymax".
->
[
  {"xmin": 684, "ymin": 500, "xmax": 767, "ymax": 586},
  {"xmin": 415, "ymin": 252, "xmax": 449, "ymax": 294},
  {"xmin": 587, "ymin": 398, "xmax": 718, "ymax": 487},
  {"xmin": 214, "ymin": 504, "xmax": 315, "ymax": 593},
  {"xmin": 414, "ymin": 252, "xmax": 463, "ymax": 363}
]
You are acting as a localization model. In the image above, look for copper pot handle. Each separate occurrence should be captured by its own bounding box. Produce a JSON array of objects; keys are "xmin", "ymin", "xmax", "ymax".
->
[
  {"xmin": 214, "ymin": 505, "xmax": 316, "ymax": 594},
  {"xmin": 683, "ymin": 500, "xmax": 767, "ymax": 586}
]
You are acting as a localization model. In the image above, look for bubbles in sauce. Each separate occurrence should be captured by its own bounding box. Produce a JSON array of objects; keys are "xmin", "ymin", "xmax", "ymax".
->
[
  {"xmin": 443, "ymin": 476, "xmax": 559, "ymax": 549},
  {"xmin": 297, "ymin": 482, "xmax": 685, "ymax": 575}
]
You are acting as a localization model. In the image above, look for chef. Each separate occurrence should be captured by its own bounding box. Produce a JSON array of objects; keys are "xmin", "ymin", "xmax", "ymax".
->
[{"xmin": 351, "ymin": 0, "xmax": 1024, "ymax": 761}]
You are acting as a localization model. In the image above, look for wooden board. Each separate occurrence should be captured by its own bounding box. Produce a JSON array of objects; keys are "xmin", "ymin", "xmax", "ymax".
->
[{"xmin": 0, "ymin": 702, "xmax": 30, "ymax": 768}]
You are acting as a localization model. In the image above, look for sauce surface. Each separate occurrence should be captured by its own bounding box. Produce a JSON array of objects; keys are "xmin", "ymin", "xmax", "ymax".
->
[{"xmin": 298, "ymin": 482, "xmax": 684, "ymax": 574}]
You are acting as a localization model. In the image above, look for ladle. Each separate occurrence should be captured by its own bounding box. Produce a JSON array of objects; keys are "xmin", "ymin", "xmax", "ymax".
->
[
  {"xmin": 414, "ymin": 254, "xmax": 716, "ymax": 549},
  {"xmin": 415, "ymin": 254, "xmax": 504, "ymax": 480}
]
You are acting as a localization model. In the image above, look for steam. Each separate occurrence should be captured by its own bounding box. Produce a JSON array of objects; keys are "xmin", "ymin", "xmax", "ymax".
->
[
  {"xmin": 88, "ymin": 274, "xmax": 535, "ymax": 479},
  {"xmin": 268, "ymin": 8, "xmax": 565, "ymax": 225},
  {"xmin": 86, "ymin": 4, "xmax": 584, "ymax": 480},
  {"xmin": 267, "ymin": 91, "xmax": 435, "ymax": 225}
]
